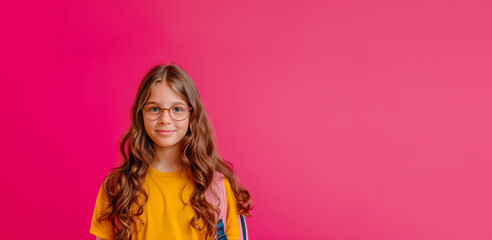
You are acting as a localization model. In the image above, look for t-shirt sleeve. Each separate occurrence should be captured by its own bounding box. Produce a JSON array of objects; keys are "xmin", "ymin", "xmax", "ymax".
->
[
  {"xmin": 223, "ymin": 176, "xmax": 240, "ymax": 240},
  {"xmin": 90, "ymin": 183, "xmax": 114, "ymax": 240}
]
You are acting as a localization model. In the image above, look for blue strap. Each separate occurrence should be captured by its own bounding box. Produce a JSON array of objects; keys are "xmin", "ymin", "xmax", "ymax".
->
[
  {"xmin": 240, "ymin": 215, "xmax": 247, "ymax": 240},
  {"xmin": 216, "ymin": 219, "xmax": 228, "ymax": 240}
]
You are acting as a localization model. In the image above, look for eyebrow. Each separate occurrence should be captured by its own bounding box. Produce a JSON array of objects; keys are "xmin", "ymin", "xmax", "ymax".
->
[{"xmin": 145, "ymin": 101, "xmax": 187, "ymax": 106}]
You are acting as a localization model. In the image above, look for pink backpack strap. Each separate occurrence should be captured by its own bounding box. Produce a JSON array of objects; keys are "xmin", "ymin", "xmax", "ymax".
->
[
  {"xmin": 205, "ymin": 171, "xmax": 249, "ymax": 240},
  {"xmin": 205, "ymin": 171, "xmax": 228, "ymax": 238},
  {"xmin": 238, "ymin": 214, "xmax": 249, "ymax": 240}
]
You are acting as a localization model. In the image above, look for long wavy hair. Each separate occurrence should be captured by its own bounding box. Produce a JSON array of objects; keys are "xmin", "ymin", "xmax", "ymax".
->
[{"xmin": 97, "ymin": 63, "xmax": 252, "ymax": 240}]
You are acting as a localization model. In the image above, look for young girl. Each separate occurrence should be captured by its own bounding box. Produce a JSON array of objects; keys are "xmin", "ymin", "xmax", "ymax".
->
[{"xmin": 90, "ymin": 63, "xmax": 252, "ymax": 240}]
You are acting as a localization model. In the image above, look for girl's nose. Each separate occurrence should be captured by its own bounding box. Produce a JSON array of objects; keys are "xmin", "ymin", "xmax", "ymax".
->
[{"xmin": 158, "ymin": 109, "xmax": 173, "ymax": 123}]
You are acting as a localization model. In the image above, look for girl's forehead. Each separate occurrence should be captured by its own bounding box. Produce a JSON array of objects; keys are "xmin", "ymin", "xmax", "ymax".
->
[
  {"xmin": 146, "ymin": 100, "xmax": 186, "ymax": 106},
  {"xmin": 147, "ymin": 82, "xmax": 186, "ymax": 105}
]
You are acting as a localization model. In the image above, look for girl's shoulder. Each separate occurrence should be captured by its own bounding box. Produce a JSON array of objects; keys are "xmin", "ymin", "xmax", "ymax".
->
[{"xmin": 212, "ymin": 171, "xmax": 232, "ymax": 188}]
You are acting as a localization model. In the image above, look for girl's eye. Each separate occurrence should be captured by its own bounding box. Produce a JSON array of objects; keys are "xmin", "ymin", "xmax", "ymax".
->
[
  {"xmin": 149, "ymin": 107, "xmax": 160, "ymax": 112},
  {"xmin": 172, "ymin": 106, "xmax": 184, "ymax": 112}
]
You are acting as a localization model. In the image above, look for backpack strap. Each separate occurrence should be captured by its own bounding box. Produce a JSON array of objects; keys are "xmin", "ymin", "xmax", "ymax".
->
[
  {"xmin": 216, "ymin": 219, "xmax": 227, "ymax": 240},
  {"xmin": 205, "ymin": 171, "xmax": 228, "ymax": 239},
  {"xmin": 205, "ymin": 171, "xmax": 249, "ymax": 240},
  {"xmin": 238, "ymin": 214, "xmax": 249, "ymax": 240}
]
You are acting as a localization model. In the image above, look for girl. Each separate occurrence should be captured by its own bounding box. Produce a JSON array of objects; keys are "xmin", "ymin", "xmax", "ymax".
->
[{"xmin": 90, "ymin": 63, "xmax": 252, "ymax": 240}]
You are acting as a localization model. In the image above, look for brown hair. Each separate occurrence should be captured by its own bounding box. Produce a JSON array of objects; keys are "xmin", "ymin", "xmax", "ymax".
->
[{"xmin": 97, "ymin": 63, "xmax": 252, "ymax": 240}]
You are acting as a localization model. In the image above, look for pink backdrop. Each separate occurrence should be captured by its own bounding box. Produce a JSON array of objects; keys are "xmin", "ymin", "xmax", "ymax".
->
[{"xmin": 1, "ymin": 0, "xmax": 491, "ymax": 239}]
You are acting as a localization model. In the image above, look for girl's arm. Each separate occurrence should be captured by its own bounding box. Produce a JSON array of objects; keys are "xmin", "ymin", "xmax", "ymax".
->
[{"xmin": 96, "ymin": 237, "xmax": 106, "ymax": 240}]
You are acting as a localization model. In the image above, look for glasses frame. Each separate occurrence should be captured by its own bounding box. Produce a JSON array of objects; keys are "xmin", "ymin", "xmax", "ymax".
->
[{"xmin": 141, "ymin": 103, "xmax": 193, "ymax": 121}]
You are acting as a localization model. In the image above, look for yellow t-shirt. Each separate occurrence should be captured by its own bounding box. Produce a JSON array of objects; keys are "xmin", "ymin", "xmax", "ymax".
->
[{"xmin": 90, "ymin": 167, "xmax": 239, "ymax": 240}]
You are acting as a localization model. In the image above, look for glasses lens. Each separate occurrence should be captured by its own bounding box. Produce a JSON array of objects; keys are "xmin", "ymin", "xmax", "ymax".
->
[
  {"xmin": 143, "ymin": 105, "xmax": 161, "ymax": 120},
  {"xmin": 171, "ymin": 104, "xmax": 189, "ymax": 120}
]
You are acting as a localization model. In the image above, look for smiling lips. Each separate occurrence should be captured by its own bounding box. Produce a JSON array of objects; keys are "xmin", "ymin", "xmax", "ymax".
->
[{"xmin": 156, "ymin": 130, "xmax": 175, "ymax": 136}]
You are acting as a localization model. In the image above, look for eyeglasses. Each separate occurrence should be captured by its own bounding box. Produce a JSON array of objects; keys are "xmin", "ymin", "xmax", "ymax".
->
[{"xmin": 141, "ymin": 103, "xmax": 193, "ymax": 121}]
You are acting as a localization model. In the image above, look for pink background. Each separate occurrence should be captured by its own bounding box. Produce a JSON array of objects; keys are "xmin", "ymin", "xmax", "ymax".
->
[{"xmin": 1, "ymin": 0, "xmax": 491, "ymax": 239}]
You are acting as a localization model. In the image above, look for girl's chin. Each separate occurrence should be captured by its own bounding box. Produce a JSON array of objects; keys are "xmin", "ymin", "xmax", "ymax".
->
[{"xmin": 154, "ymin": 140, "xmax": 179, "ymax": 148}]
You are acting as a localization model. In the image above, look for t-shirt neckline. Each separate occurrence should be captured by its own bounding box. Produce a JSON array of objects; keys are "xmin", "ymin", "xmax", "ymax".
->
[{"xmin": 149, "ymin": 166, "xmax": 183, "ymax": 177}]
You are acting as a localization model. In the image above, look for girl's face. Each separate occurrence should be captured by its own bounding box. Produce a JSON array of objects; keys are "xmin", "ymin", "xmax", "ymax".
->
[{"xmin": 142, "ymin": 82, "xmax": 190, "ymax": 150}]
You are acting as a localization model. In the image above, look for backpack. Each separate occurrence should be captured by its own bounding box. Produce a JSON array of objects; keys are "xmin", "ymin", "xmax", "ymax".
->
[{"xmin": 205, "ymin": 172, "xmax": 249, "ymax": 240}]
